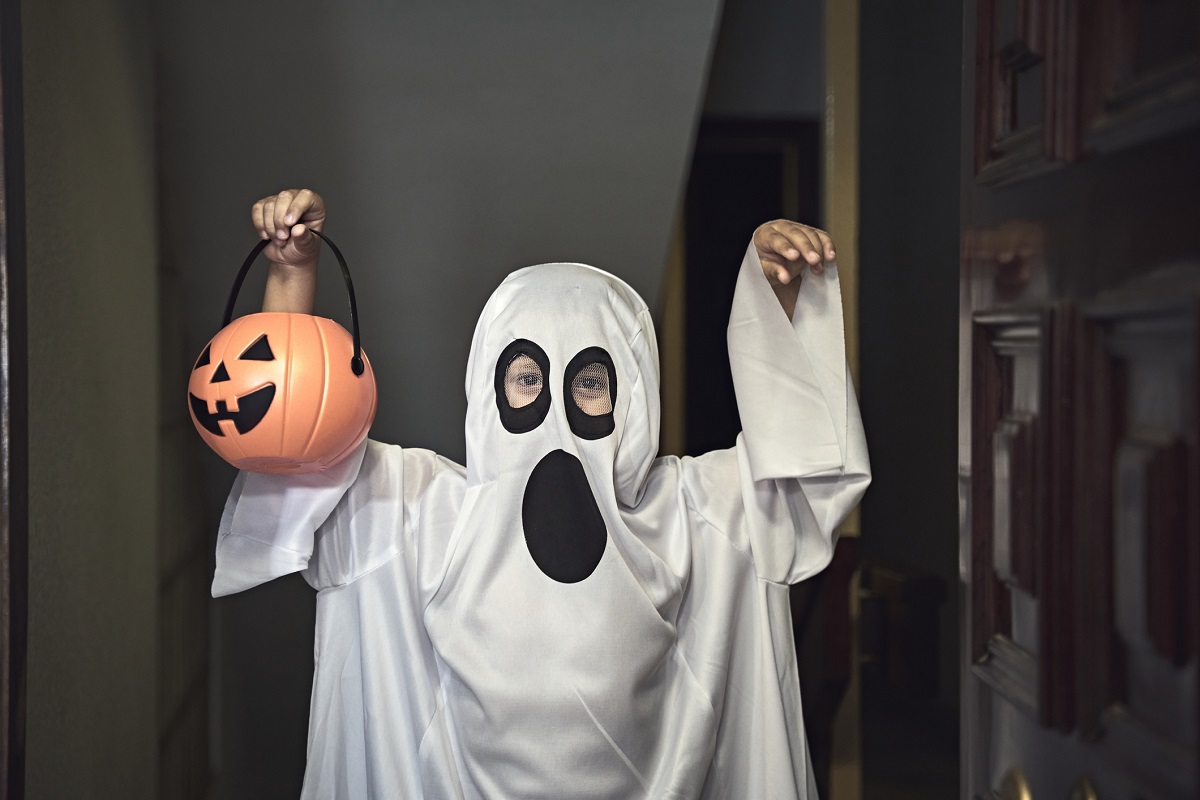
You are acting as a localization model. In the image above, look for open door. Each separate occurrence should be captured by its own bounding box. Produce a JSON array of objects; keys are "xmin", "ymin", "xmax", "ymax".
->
[{"xmin": 960, "ymin": 1, "xmax": 1200, "ymax": 797}]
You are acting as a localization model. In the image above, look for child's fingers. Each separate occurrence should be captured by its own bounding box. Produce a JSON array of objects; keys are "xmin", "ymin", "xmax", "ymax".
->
[
  {"xmin": 767, "ymin": 230, "xmax": 803, "ymax": 263},
  {"xmin": 776, "ymin": 225, "xmax": 824, "ymax": 265},
  {"xmin": 281, "ymin": 190, "xmax": 304, "ymax": 227},
  {"xmin": 288, "ymin": 223, "xmax": 320, "ymax": 256},
  {"xmin": 261, "ymin": 198, "xmax": 285, "ymax": 241},
  {"xmin": 251, "ymin": 189, "xmax": 327, "ymax": 267},
  {"xmin": 755, "ymin": 220, "xmax": 833, "ymax": 289},
  {"xmin": 251, "ymin": 197, "xmax": 270, "ymax": 240},
  {"xmin": 766, "ymin": 258, "xmax": 793, "ymax": 284},
  {"xmin": 283, "ymin": 189, "xmax": 319, "ymax": 228},
  {"xmin": 272, "ymin": 191, "xmax": 297, "ymax": 240},
  {"xmin": 814, "ymin": 229, "xmax": 836, "ymax": 261}
]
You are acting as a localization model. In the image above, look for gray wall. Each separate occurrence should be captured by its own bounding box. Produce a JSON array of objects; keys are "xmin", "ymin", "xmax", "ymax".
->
[
  {"xmin": 154, "ymin": 2, "xmax": 724, "ymax": 794},
  {"xmin": 23, "ymin": 0, "xmax": 159, "ymax": 795},
  {"xmin": 158, "ymin": 0, "xmax": 724, "ymax": 462},
  {"xmin": 704, "ymin": 0, "xmax": 823, "ymax": 119}
]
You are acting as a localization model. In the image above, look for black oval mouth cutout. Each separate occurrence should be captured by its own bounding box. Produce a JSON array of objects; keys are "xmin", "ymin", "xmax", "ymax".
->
[{"xmin": 522, "ymin": 449, "xmax": 607, "ymax": 583}]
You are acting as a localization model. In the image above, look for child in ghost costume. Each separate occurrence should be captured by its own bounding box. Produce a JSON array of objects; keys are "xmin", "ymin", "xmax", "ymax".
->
[{"xmin": 215, "ymin": 189, "xmax": 870, "ymax": 799}]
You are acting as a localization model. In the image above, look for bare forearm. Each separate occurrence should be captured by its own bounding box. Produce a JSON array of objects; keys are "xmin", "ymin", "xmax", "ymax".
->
[{"xmin": 263, "ymin": 261, "xmax": 318, "ymax": 314}]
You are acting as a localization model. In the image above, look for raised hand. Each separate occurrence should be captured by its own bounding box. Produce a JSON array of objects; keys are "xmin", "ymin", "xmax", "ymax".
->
[
  {"xmin": 252, "ymin": 188, "xmax": 326, "ymax": 270},
  {"xmin": 752, "ymin": 220, "xmax": 836, "ymax": 317},
  {"xmin": 252, "ymin": 189, "xmax": 326, "ymax": 314}
]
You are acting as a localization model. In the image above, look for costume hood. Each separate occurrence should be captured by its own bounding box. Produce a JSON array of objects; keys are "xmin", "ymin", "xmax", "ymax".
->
[{"xmin": 463, "ymin": 262, "xmax": 661, "ymax": 509}]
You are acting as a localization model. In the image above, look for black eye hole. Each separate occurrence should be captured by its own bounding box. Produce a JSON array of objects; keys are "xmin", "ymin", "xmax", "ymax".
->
[
  {"xmin": 495, "ymin": 339, "xmax": 551, "ymax": 434},
  {"xmin": 239, "ymin": 334, "xmax": 275, "ymax": 361},
  {"xmin": 564, "ymin": 347, "xmax": 616, "ymax": 440},
  {"xmin": 194, "ymin": 344, "xmax": 212, "ymax": 369}
]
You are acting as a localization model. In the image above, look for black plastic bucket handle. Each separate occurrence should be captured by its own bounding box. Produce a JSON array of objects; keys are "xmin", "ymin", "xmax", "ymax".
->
[{"xmin": 222, "ymin": 229, "xmax": 365, "ymax": 376}]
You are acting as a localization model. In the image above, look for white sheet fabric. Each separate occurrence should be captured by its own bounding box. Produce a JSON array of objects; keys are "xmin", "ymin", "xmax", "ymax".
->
[{"xmin": 214, "ymin": 242, "xmax": 870, "ymax": 799}]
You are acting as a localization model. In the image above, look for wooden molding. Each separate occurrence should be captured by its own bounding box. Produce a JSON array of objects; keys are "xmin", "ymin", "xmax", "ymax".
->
[
  {"xmin": 972, "ymin": 307, "xmax": 1084, "ymax": 731},
  {"xmin": 973, "ymin": 634, "xmax": 1039, "ymax": 718},
  {"xmin": 992, "ymin": 414, "xmax": 1038, "ymax": 594},
  {"xmin": 976, "ymin": 0, "xmax": 1200, "ymax": 173},
  {"xmin": 971, "ymin": 317, "xmax": 1013, "ymax": 660},
  {"xmin": 1082, "ymin": 0, "xmax": 1200, "ymax": 155},
  {"xmin": 1047, "ymin": 0, "xmax": 1083, "ymax": 161},
  {"xmin": 1038, "ymin": 304, "xmax": 1077, "ymax": 731},
  {"xmin": 0, "ymin": 0, "xmax": 27, "ymax": 795},
  {"xmin": 974, "ymin": 0, "xmax": 1072, "ymax": 186},
  {"xmin": 971, "ymin": 312, "xmax": 1042, "ymax": 705},
  {"xmin": 1079, "ymin": 274, "xmax": 1200, "ymax": 779},
  {"xmin": 1142, "ymin": 437, "xmax": 1190, "ymax": 666},
  {"xmin": 1072, "ymin": 313, "xmax": 1124, "ymax": 737},
  {"xmin": 658, "ymin": 210, "xmax": 686, "ymax": 458}
]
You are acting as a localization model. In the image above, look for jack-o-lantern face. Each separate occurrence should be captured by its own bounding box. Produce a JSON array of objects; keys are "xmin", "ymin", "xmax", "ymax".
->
[
  {"xmin": 188, "ymin": 334, "xmax": 277, "ymax": 436},
  {"xmin": 188, "ymin": 312, "xmax": 376, "ymax": 474}
]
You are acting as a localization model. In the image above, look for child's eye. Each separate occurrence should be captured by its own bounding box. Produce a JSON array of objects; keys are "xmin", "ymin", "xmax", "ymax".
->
[
  {"xmin": 504, "ymin": 353, "xmax": 545, "ymax": 409},
  {"xmin": 570, "ymin": 363, "xmax": 612, "ymax": 415}
]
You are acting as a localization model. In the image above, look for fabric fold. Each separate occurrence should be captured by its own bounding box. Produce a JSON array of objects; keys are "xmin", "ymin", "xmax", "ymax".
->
[
  {"xmin": 212, "ymin": 439, "xmax": 369, "ymax": 596},
  {"xmin": 728, "ymin": 244, "xmax": 848, "ymax": 480}
]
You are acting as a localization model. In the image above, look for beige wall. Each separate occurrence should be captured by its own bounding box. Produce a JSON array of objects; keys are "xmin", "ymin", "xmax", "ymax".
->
[{"xmin": 22, "ymin": 0, "xmax": 160, "ymax": 795}]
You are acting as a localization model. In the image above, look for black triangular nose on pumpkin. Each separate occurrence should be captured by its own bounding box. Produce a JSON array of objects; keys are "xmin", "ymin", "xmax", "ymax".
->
[
  {"xmin": 210, "ymin": 362, "xmax": 231, "ymax": 383},
  {"xmin": 521, "ymin": 449, "xmax": 606, "ymax": 583}
]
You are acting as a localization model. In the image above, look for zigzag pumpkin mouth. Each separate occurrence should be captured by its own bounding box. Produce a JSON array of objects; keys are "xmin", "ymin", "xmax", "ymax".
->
[{"xmin": 189, "ymin": 384, "xmax": 276, "ymax": 436}]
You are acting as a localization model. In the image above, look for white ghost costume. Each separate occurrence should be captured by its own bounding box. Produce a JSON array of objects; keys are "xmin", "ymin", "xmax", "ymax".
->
[{"xmin": 213, "ymin": 243, "xmax": 870, "ymax": 799}]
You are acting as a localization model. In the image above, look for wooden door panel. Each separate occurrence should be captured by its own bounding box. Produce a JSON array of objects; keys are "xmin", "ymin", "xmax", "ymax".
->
[
  {"xmin": 975, "ymin": 0, "xmax": 1070, "ymax": 184},
  {"xmin": 971, "ymin": 314, "xmax": 1046, "ymax": 724},
  {"xmin": 962, "ymin": 0, "xmax": 1200, "ymax": 797},
  {"xmin": 968, "ymin": 298, "xmax": 1199, "ymax": 800},
  {"xmin": 1081, "ymin": 293, "xmax": 1199, "ymax": 798},
  {"xmin": 1082, "ymin": 0, "xmax": 1200, "ymax": 153}
]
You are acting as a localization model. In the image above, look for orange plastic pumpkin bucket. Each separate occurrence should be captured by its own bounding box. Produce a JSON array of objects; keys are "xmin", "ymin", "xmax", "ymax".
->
[{"xmin": 188, "ymin": 231, "xmax": 377, "ymax": 473}]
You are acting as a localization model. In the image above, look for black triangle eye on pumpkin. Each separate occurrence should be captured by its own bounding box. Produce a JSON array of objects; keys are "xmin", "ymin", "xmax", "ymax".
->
[
  {"xmin": 239, "ymin": 334, "xmax": 275, "ymax": 361},
  {"xmin": 194, "ymin": 344, "xmax": 211, "ymax": 369}
]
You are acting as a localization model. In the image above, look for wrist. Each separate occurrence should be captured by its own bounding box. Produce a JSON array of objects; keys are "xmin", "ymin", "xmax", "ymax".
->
[
  {"xmin": 267, "ymin": 259, "xmax": 318, "ymax": 277},
  {"xmin": 773, "ymin": 279, "xmax": 800, "ymax": 320}
]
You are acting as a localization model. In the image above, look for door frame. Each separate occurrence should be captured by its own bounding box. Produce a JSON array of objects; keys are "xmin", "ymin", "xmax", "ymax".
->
[{"xmin": 0, "ymin": 0, "xmax": 27, "ymax": 795}]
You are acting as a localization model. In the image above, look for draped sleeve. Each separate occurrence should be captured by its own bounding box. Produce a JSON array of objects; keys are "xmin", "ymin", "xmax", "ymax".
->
[
  {"xmin": 682, "ymin": 243, "xmax": 871, "ymax": 585},
  {"xmin": 212, "ymin": 440, "xmax": 452, "ymax": 595}
]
